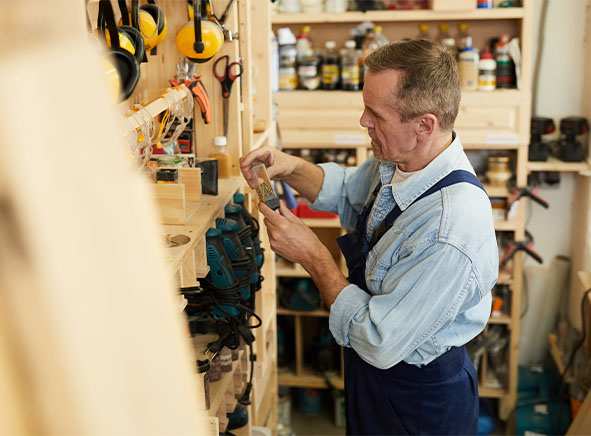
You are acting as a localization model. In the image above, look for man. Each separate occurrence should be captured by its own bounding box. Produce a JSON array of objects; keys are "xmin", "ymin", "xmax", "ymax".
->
[{"xmin": 240, "ymin": 39, "xmax": 497, "ymax": 435}]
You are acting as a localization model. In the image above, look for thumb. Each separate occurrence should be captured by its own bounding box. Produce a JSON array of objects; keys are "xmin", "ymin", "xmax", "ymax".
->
[{"xmin": 278, "ymin": 200, "xmax": 299, "ymax": 223}]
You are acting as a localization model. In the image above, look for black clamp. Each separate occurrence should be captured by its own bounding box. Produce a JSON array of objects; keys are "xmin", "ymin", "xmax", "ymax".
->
[{"xmin": 500, "ymin": 231, "xmax": 543, "ymax": 267}]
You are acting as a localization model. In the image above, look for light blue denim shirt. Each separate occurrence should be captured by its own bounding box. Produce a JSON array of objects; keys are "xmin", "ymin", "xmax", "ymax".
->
[{"xmin": 311, "ymin": 135, "xmax": 498, "ymax": 369}]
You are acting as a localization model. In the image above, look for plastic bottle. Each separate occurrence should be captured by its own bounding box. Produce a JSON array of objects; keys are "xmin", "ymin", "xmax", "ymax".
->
[
  {"xmin": 478, "ymin": 46, "xmax": 496, "ymax": 91},
  {"xmin": 417, "ymin": 23, "xmax": 430, "ymax": 40},
  {"xmin": 373, "ymin": 25, "xmax": 388, "ymax": 47},
  {"xmin": 341, "ymin": 40, "xmax": 361, "ymax": 91},
  {"xmin": 436, "ymin": 23, "xmax": 457, "ymax": 58},
  {"xmin": 296, "ymin": 26, "xmax": 313, "ymax": 62},
  {"xmin": 321, "ymin": 41, "xmax": 340, "ymax": 90},
  {"xmin": 210, "ymin": 136, "xmax": 231, "ymax": 178},
  {"xmin": 278, "ymin": 27, "xmax": 298, "ymax": 90},
  {"xmin": 457, "ymin": 23, "xmax": 470, "ymax": 53},
  {"xmin": 458, "ymin": 36, "xmax": 478, "ymax": 91},
  {"xmin": 495, "ymin": 35, "xmax": 515, "ymax": 89},
  {"xmin": 360, "ymin": 28, "xmax": 380, "ymax": 85}
]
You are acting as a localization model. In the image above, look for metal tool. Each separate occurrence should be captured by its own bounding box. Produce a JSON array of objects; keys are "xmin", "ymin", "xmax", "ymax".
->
[{"xmin": 213, "ymin": 55, "xmax": 243, "ymax": 137}]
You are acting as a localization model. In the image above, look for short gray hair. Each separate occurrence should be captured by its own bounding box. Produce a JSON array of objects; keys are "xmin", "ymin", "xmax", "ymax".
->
[{"xmin": 365, "ymin": 39, "xmax": 461, "ymax": 132}]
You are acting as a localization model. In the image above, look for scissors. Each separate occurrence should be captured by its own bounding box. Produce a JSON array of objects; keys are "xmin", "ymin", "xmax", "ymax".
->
[{"xmin": 213, "ymin": 55, "xmax": 243, "ymax": 137}]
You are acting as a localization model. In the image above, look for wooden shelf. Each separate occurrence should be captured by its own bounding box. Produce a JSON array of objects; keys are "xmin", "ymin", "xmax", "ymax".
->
[
  {"xmin": 301, "ymin": 217, "xmax": 342, "ymax": 228},
  {"xmin": 488, "ymin": 314, "xmax": 512, "ymax": 325},
  {"xmin": 527, "ymin": 157, "xmax": 591, "ymax": 174},
  {"xmin": 276, "ymin": 263, "xmax": 310, "ymax": 277},
  {"xmin": 278, "ymin": 367, "xmax": 344, "ymax": 390},
  {"xmin": 277, "ymin": 307, "xmax": 329, "ymax": 317},
  {"xmin": 497, "ymin": 269, "xmax": 513, "ymax": 285},
  {"xmin": 494, "ymin": 218, "xmax": 519, "ymax": 231},
  {"xmin": 483, "ymin": 184, "xmax": 510, "ymax": 198},
  {"xmin": 479, "ymin": 386, "xmax": 508, "ymax": 399},
  {"xmin": 163, "ymin": 176, "xmax": 243, "ymax": 276},
  {"xmin": 271, "ymin": 8, "xmax": 525, "ymax": 24}
]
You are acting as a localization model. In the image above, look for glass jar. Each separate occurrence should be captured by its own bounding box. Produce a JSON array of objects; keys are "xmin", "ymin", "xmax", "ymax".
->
[
  {"xmin": 486, "ymin": 156, "xmax": 513, "ymax": 187},
  {"xmin": 219, "ymin": 347, "xmax": 233, "ymax": 373}
]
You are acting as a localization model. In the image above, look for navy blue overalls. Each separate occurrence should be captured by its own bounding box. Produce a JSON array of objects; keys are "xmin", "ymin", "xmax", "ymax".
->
[{"xmin": 336, "ymin": 170, "xmax": 484, "ymax": 436}]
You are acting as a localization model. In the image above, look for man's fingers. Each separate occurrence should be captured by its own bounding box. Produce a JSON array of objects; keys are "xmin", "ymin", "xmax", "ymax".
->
[
  {"xmin": 278, "ymin": 200, "xmax": 299, "ymax": 223},
  {"xmin": 258, "ymin": 201, "xmax": 282, "ymax": 224}
]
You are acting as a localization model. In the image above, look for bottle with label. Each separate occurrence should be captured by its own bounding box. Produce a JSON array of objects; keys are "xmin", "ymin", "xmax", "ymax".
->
[
  {"xmin": 495, "ymin": 35, "xmax": 515, "ymax": 89},
  {"xmin": 321, "ymin": 41, "xmax": 340, "ymax": 90},
  {"xmin": 210, "ymin": 136, "xmax": 230, "ymax": 178},
  {"xmin": 278, "ymin": 27, "xmax": 298, "ymax": 91},
  {"xmin": 297, "ymin": 55, "xmax": 320, "ymax": 90},
  {"xmin": 296, "ymin": 26, "xmax": 313, "ymax": 62},
  {"xmin": 478, "ymin": 47, "xmax": 496, "ymax": 91},
  {"xmin": 436, "ymin": 23, "xmax": 457, "ymax": 58},
  {"xmin": 341, "ymin": 40, "xmax": 361, "ymax": 91},
  {"xmin": 417, "ymin": 23, "xmax": 430, "ymax": 40},
  {"xmin": 457, "ymin": 23, "xmax": 470, "ymax": 53},
  {"xmin": 458, "ymin": 36, "xmax": 478, "ymax": 91}
]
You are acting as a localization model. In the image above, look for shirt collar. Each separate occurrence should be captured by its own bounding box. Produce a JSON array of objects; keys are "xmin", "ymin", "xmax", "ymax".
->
[{"xmin": 385, "ymin": 132, "xmax": 465, "ymax": 211}]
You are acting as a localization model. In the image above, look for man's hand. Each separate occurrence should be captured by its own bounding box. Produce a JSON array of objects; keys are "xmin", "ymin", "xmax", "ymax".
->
[
  {"xmin": 259, "ymin": 200, "xmax": 322, "ymax": 267},
  {"xmin": 239, "ymin": 146, "xmax": 324, "ymax": 203},
  {"xmin": 239, "ymin": 146, "xmax": 298, "ymax": 190},
  {"xmin": 258, "ymin": 201, "xmax": 349, "ymax": 309}
]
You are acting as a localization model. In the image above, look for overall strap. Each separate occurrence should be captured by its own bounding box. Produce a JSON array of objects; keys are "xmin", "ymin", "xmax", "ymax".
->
[{"xmin": 369, "ymin": 170, "xmax": 485, "ymax": 250}]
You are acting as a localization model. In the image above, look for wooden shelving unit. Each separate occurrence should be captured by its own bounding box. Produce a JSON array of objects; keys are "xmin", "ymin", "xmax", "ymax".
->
[
  {"xmin": 527, "ymin": 156, "xmax": 591, "ymax": 174},
  {"xmin": 272, "ymin": 1, "xmax": 533, "ymax": 420}
]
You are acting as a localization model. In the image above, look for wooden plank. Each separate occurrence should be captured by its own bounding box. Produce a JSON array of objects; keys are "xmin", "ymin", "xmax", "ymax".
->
[
  {"xmin": 270, "ymin": 8, "xmax": 525, "ymax": 24},
  {"xmin": 527, "ymin": 157, "xmax": 591, "ymax": 173},
  {"xmin": 430, "ymin": 0, "xmax": 474, "ymax": 11},
  {"xmin": 295, "ymin": 315, "xmax": 303, "ymax": 376},
  {"xmin": 278, "ymin": 108, "xmax": 364, "ymax": 129},
  {"xmin": 278, "ymin": 368, "xmax": 344, "ymax": 390},
  {"xmin": 301, "ymin": 218, "xmax": 343, "ymax": 228},
  {"xmin": 548, "ymin": 333, "xmax": 566, "ymax": 376},
  {"xmin": 178, "ymin": 168, "xmax": 202, "ymax": 203},
  {"xmin": 277, "ymin": 308, "xmax": 329, "ymax": 318},
  {"xmin": 153, "ymin": 183, "xmax": 186, "ymax": 225}
]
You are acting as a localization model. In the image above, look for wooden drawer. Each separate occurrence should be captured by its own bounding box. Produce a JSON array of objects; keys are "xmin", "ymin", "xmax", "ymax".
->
[{"xmin": 456, "ymin": 90, "xmax": 529, "ymax": 147}]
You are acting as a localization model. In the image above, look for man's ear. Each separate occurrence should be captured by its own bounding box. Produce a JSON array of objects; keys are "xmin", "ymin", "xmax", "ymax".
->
[{"xmin": 416, "ymin": 114, "xmax": 437, "ymax": 138}]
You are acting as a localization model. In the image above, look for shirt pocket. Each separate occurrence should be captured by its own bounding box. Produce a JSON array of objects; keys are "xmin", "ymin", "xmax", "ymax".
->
[{"xmin": 365, "ymin": 249, "xmax": 389, "ymax": 295}]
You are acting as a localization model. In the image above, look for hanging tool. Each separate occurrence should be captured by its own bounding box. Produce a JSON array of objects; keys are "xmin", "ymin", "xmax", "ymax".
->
[
  {"xmin": 213, "ymin": 55, "xmax": 243, "ymax": 137},
  {"xmin": 508, "ymin": 186, "xmax": 549, "ymax": 209},
  {"xmin": 170, "ymin": 59, "xmax": 211, "ymax": 124},
  {"xmin": 500, "ymin": 231, "xmax": 543, "ymax": 267}
]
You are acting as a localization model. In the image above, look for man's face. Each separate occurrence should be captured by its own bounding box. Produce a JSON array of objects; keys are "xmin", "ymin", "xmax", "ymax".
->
[{"xmin": 360, "ymin": 70, "xmax": 417, "ymax": 165}]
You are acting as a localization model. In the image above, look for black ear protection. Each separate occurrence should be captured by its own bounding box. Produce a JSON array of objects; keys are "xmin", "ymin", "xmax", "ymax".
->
[
  {"xmin": 117, "ymin": 0, "xmax": 146, "ymax": 63},
  {"xmin": 140, "ymin": 0, "xmax": 167, "ymax": 54},
  {"xmin": 99, "ymin": 0, "xmax": 140, "ymax": 101}
]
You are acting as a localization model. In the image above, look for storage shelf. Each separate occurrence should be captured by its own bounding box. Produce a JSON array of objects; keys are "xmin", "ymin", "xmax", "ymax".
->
[
  {"xmin": 527, "ymin": 157, "xmax": 591, "ymax": 174},
  {"xmin": 277, "ymin": 307, "xmax": 329, "ymax": 317},
  {"xmin": 494, "ymin": 218, "xmax": 519, "ymax": 231},
  {"xmin": 278, "ymin": 368, "xmax": 344, "ymax": 390},
  {"xmin": 479, "ymin": 386, "xmax": 508, "ymax": 399},
  {"xmin": 301, "ymin": 217, "xmax": 342, "ymax": 228},
  {"xmin": 271, "ymin": 8, "xmax": 525, "ymax": 24},
  {"xmin": 488, "ymin": 314, "xmax": 512, "ymax": 325},
  {"xmin": 483, "ymin": 184, "xmax": 510, "ymax": 198},
  {"xmin": 163, "ymin": 176, "xmax": 243, "ymax": 276}
]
